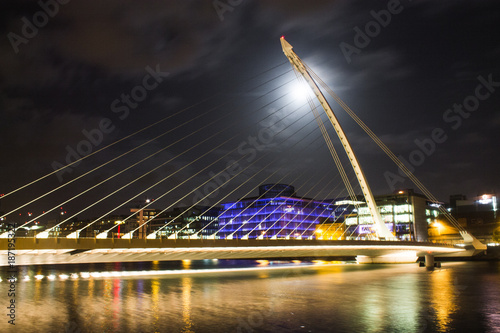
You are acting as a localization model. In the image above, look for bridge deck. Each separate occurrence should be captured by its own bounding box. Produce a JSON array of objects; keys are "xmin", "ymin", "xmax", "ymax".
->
[
  {"xmin": 0, "ymin": 238, "xmax": 472, "ymax": 266},
  {"xmin": 1, "ymin": 237, "xmax": 458, "ymax": 250}
]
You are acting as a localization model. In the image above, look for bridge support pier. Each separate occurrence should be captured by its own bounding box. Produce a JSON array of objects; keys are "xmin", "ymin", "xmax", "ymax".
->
[
  {"xmin": 420, "ymin": 254, "xmax": 441, "ymax": 269},
  {"xmin": 356, "ymin": 251, "xmax": 418, "ymax": 264},
  {"xmin": 425, "ymin": 254, "xmax": 435, "ymax": 270}
]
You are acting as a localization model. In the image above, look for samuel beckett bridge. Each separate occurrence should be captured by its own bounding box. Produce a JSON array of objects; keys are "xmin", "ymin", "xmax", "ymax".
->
[{"xmin": 0, "ymin": 38, "xmax": 487, "ymax": 266}]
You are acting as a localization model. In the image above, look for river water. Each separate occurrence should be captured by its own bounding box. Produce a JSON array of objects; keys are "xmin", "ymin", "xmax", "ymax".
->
[{"xmin": 1, "ymin": 260, "xmax": 499, "ymax": 333}]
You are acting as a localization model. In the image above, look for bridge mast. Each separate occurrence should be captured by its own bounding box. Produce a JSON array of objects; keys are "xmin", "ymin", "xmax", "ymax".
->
[{"xmin": 280, "ymin": 37, "xmax": 395, "ymax": 240}]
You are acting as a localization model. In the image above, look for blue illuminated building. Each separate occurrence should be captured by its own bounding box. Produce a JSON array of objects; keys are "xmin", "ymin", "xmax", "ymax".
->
[{"xmin": 218, "ymin": 184, "xmax": 338, "ymax": 239}]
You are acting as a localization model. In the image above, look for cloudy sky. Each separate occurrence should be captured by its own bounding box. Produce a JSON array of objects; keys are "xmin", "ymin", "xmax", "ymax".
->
[{"xmin": 1, "ymin": 0, "xmax": 499, "ymax": 222}]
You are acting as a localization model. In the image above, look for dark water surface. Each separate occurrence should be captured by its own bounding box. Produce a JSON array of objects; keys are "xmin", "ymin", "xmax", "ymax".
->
[{"xmin": 1, "ymin": 260, "xmax": 499, "ymax": 332}]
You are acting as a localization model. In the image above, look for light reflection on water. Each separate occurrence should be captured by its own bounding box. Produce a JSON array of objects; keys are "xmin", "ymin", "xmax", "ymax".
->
[
  {"xmin": 151, "ymin": 279, "xmax": 161, "ymax": 332},
  {"xmin": 429, "ymin": 267, "xmax": 457, "ymax": 332},
  {"xmin": 0, "ymin": 261, "xmax": 499, "ymax": 332},
  {"xmin": 182, "ymin": 277, "xmax": 194, "ymax": 333}
]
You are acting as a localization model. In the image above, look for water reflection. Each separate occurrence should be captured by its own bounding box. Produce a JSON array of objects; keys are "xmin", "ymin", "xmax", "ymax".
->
[
  {"xmin": 102, "ymin": 279, "xmax": 113, "ymax": 330},
  {"xmin": 361, "ymin": 286, "xmax": 384, "ymax": 331},
  {"xmin": 480, "ymin": 271, "xmax": 500, "ymax": 332},
  {"xmin": 151, "ymin": 279, "xmax": 160, "ymax": 331},
  {"xmin": 88, "ymin": 278, "xmax": 94, "ymax": 299},
  {"xmin": 429, "ymin": 267, "xmax": 458, "ymax": 331},
  {"xmin": 34, "ymin": 272, "xmax": 42, "ymax": 303},
  {"xmin": 386, "ymin": 274, "xmax": 420, "ymax": 332},
  {"xmin": 112, "ymin": 279, "xmax": 122, "ymax": 331},
  {"xmin": 182, "ymin": 277, "xmax": 194, "ymax": 333},
  {"xmin": 0, "ymin": 261, "xmax": 499, "ymax": 332}
]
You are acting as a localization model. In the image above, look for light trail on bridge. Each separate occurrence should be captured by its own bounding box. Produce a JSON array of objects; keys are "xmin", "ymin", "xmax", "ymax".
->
[{"xmin": 0, "ymin": 238, "xmax": 472, "ymax": 266}]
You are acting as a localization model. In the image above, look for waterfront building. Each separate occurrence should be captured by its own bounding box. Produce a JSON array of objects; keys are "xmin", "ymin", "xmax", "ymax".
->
[
  {"xmin": 432, "ymin": 193, "xmax": 500, "ymax": 244},
  {"xmin": 153, "ymin": 206, "xmax": 221, "ymax": 239},
  {"xmin": 314, "ymin": 222, "xmax": 345, "ymax": 240},
  {"xmin": 450, "ymin": 193, "xmax": 497, "ymax": 225},
  {"xmin": 218, "ymin": 184, "xmax": 337, "ymax": 239},
  {"xmin": 53, "ymin": 215, "xmax": 130, "ymax": 238},
  {"xmin": 343, "ymin": 189, "xmax": 441, "ymax": 241}
]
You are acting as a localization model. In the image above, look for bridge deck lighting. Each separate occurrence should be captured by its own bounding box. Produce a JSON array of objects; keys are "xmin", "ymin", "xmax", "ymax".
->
[
  {"xmin": 95, "ymin": 232, "xmax": 108, "ymax": 239},
  {"xmin": 66, "ymin": 231, "xmax": 80, "ymax": 239},
  {"xmin": 146, "ymin": 232, "xmax": 157, "ymax": 239},
  {"xmin": 36, "ymin": 231, "xmax": 49, "ymax": 239},
  {"xmin": 121, "ymin": 232, "xmax": 134, "ymax": 239}
]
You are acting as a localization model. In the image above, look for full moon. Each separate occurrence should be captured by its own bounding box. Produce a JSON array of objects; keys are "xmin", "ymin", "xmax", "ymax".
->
[{"xmin": 292, "ymin": 81, "xmax": 313, "ymax": 102}]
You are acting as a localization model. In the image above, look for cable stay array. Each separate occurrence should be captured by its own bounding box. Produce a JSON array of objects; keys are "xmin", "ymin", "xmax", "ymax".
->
[
  {"xmin": 193, "ymin": 134, "xmax": 341, "ymax": 240},
  {"xmin": 73, "ymin": 98, "xmax": 312, "ymax": 239},
  {"xmin": 0, "ymin": 62, "xmax": 300, "ymax": 237},
  {"xmin": 127, "ymin": 102, "xmax": 360, "ymax": 241},
  {"xmin": 0, "ymin": 61, "xmax": 290, "ymax": 201},
  {"xmin": 280, "ymin": 37, "xmax": 486, "ymax": 249},
  {"xmin": 3, "ymin": 49, "xmax": 362, "ymax": 243},
  {"xmin": 97, "ymin": 97, "xmax": 340, "ymax": 239},
  {"xmin": 34, "ymin": 80, "xmax": 299, "ymax": 238},
  {"xmin": 1, "ymin": 66, "xmax": 294, "ymax": 222}
]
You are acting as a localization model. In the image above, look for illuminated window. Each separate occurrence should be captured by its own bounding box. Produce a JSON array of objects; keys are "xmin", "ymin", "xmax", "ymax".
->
[
  {"xmin": 358, "ymin": 207, "xmax": 370, "ymax": 215},
  {"xmin": 380, "ymin": 205, "xmax": 393, "ymax": 213},
  {"xmin": 345, "ymin": 217, "xmax": 358, "ymax": 225},
  {"xmin": 395, "ymin": 205, "xmax": 410, "ymax": 213},
  {"xmin": 395, "ymin": 214, "xmax": 410, "ymax": 223}
]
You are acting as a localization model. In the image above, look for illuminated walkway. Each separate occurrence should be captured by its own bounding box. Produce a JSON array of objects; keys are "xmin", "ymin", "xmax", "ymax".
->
[{"xmin": 0, "ymin": 238, "xmax": 476, "ymax": 266}]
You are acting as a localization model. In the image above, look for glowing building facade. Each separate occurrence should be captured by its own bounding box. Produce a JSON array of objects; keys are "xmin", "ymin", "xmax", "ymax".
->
[
  {"xmin": 218, "ymin": 184, "xmax": 337, "ymax": 239},
  {"xmin": 343, "ymin": 189, "xmax": 441, "ymax": 241}
]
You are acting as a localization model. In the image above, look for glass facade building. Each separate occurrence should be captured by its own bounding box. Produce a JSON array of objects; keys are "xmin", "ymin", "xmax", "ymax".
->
[
  {"xmin": 218, "ymin": 184, "xmax": 337, "ymax": 239},
  {"xmin": 152, "ymin": 206, "xmax": 221, "ymax": 239},
  {"xmin": 343, "ymin": 189, "xmax": 441, "ymax": 241}
]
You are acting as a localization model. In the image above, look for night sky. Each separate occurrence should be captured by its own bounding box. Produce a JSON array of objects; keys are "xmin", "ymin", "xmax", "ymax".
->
[{"xmin": 1, "ymin": 0, "xmax": 499, "ymax": 223}]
